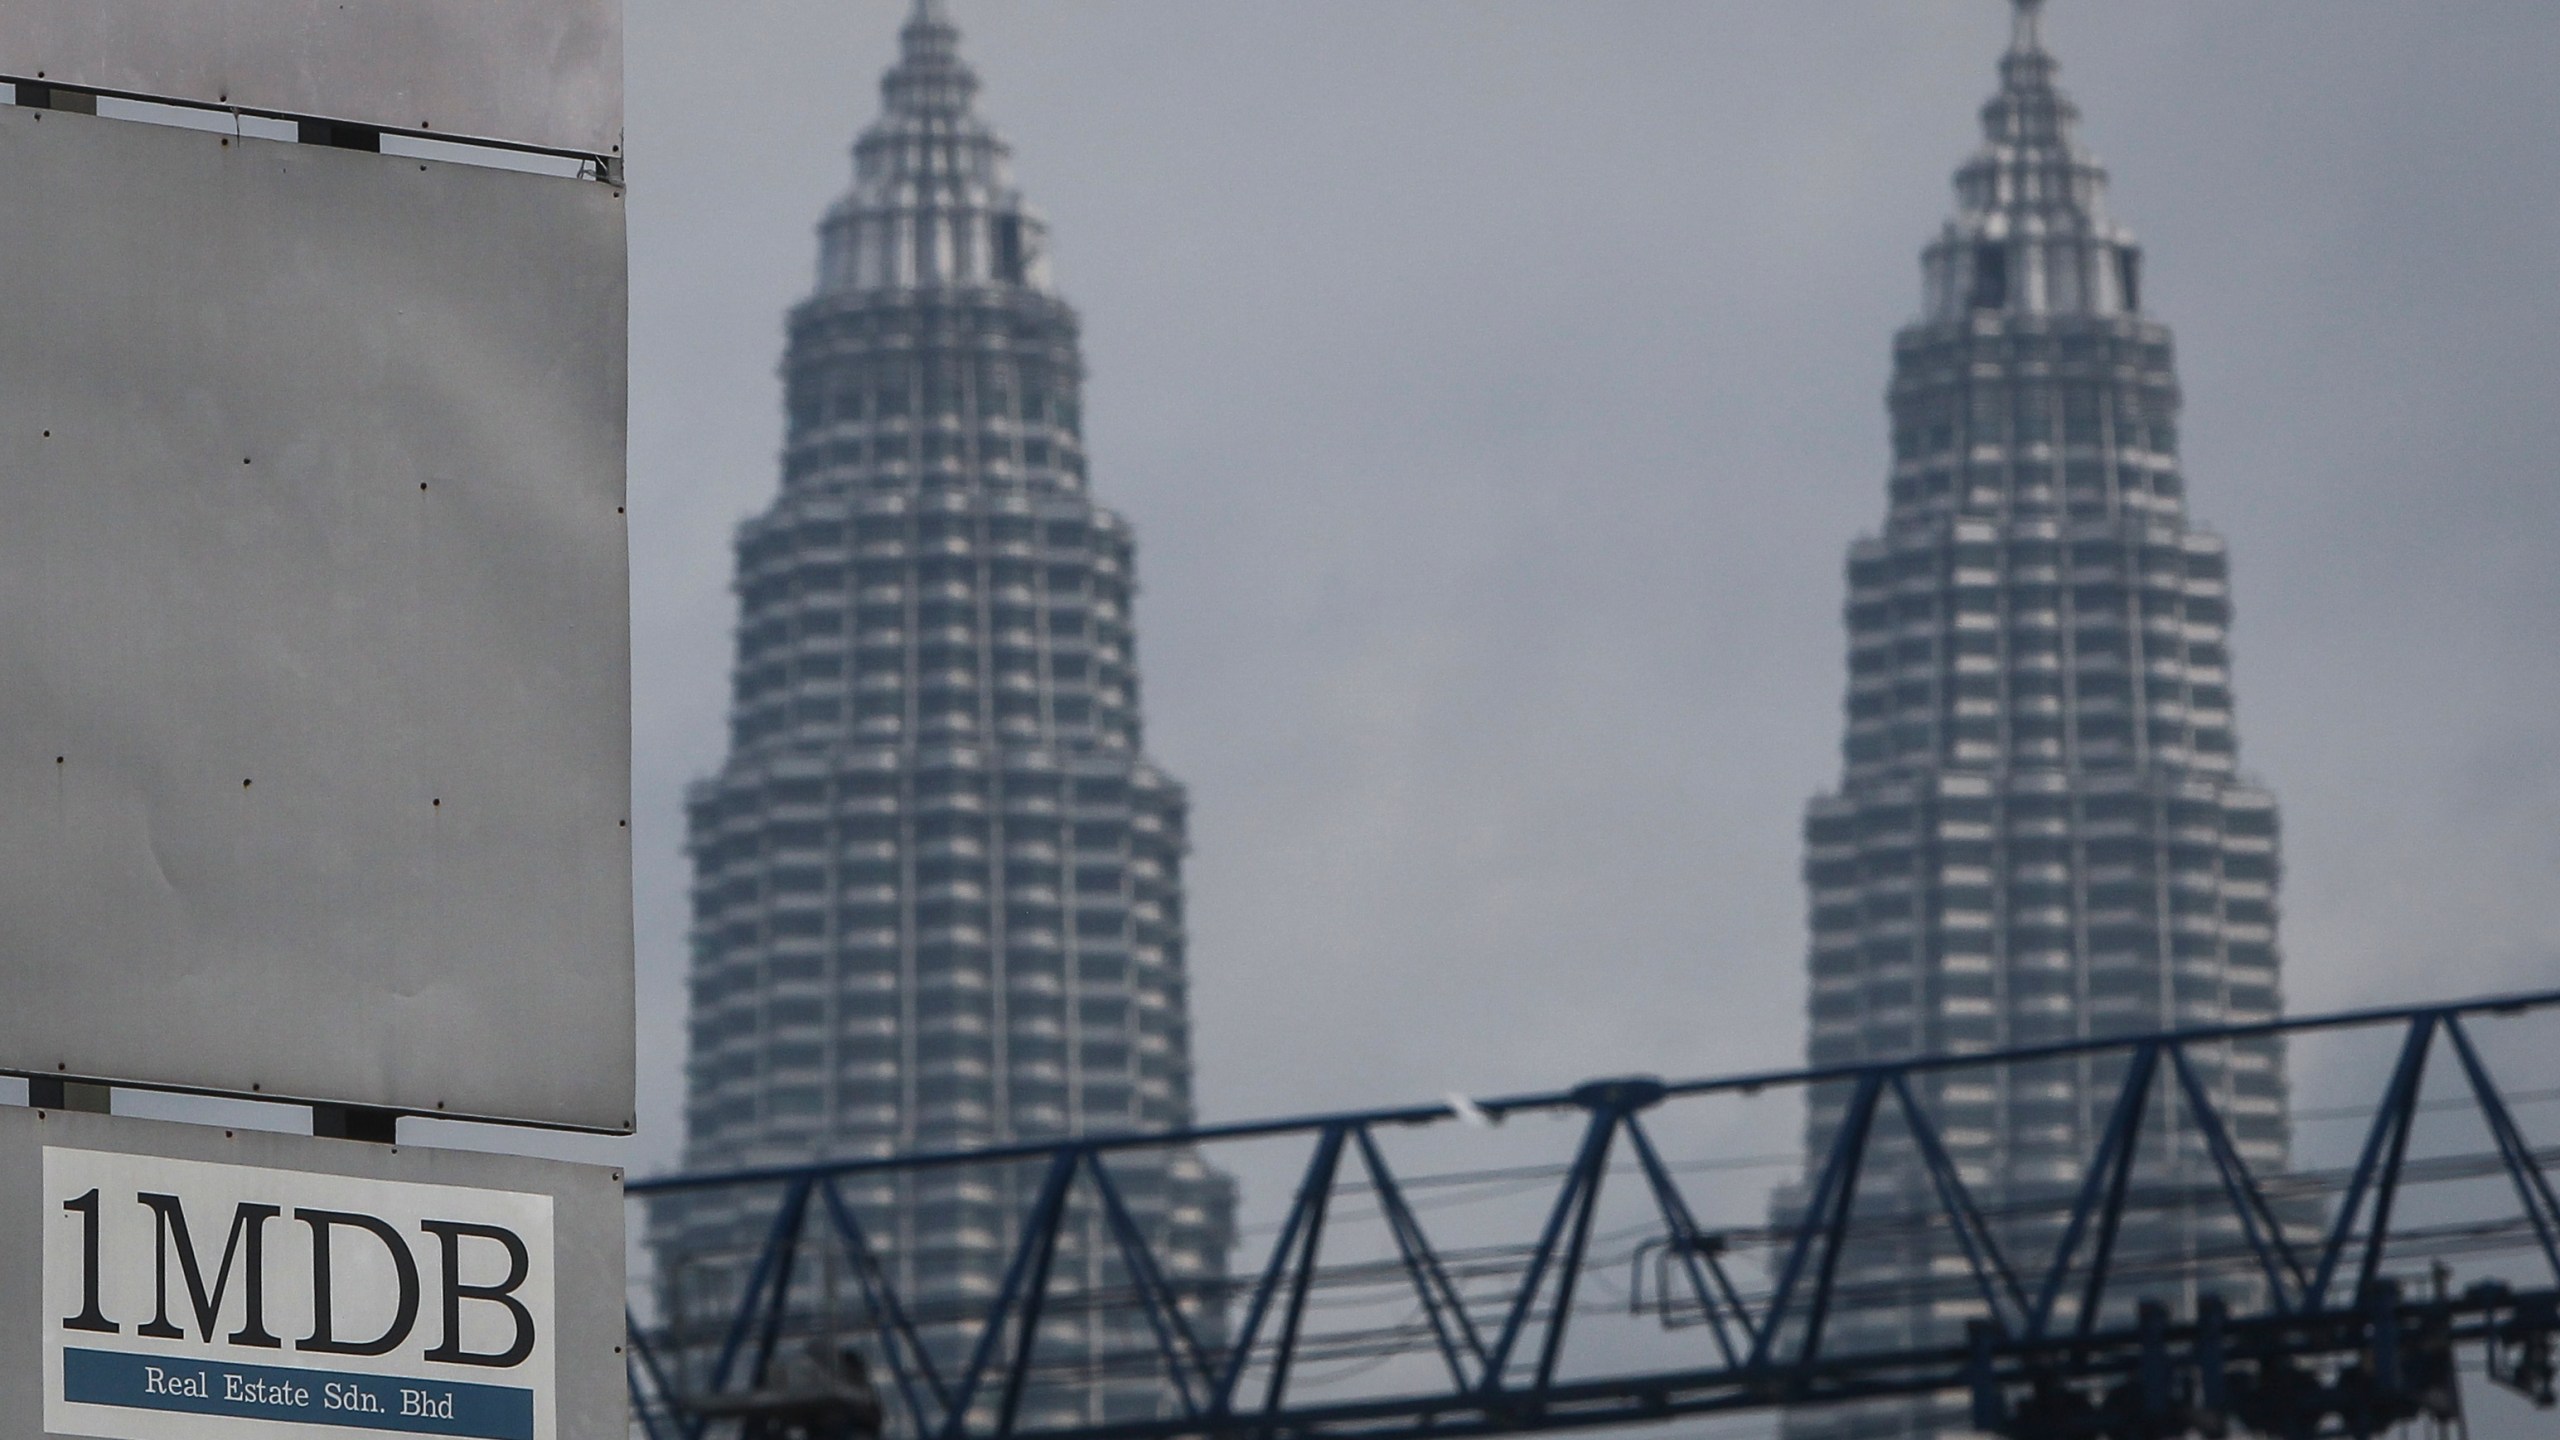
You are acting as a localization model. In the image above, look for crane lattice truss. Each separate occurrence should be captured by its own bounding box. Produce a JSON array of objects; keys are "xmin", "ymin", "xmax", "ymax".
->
[{"xmin": 628, "ymin": 992, "xmax": 2560, "ymax": 1440}]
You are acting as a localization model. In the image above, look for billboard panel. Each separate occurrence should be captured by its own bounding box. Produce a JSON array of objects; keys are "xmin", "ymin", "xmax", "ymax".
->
[
  {"xmin": 0, "ymin": 1108, "xmax": 625, "ymax": 1440},
  {"xmin": 0, "ymin": 0, "xmax": 620, "ymax": 157},
  {"xmin": 0, "ymin": 106, "xmax": 634, "ymax": 1131}
]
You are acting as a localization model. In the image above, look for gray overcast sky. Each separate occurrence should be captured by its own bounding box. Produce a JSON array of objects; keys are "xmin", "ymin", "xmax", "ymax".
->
[{"xmin": 615, "ymin": 0, "xmax": 2560, "ymax": 1180}]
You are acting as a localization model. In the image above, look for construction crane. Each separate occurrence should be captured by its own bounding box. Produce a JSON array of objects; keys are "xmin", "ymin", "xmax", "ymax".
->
[{"xmin": 626, "ymin": 990, "xmax": 2560, "ymax": 1440}]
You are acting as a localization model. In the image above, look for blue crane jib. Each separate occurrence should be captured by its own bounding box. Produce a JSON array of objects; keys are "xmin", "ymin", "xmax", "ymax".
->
[{"xmin": 625, "ymin": 990, "xmax": 2560, "ymax": 1440}]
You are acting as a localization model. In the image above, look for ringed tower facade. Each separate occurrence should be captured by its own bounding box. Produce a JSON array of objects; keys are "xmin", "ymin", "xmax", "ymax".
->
[
  {"xmin": 1791, "ymin": 5, "xmax": 2293, "ymax": 1435},
  {"xmin": 655, "ymin": 1, "xmax": 1232, "ymax": 1422}
]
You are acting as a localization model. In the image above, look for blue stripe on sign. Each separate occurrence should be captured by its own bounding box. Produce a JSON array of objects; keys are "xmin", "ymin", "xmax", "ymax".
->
[{"xmin": 62, "ymin": 1348, "xmax": 536, "ymax": 1440}]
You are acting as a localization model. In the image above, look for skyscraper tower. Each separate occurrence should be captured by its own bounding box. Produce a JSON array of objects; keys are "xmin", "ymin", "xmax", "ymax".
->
[
  {"xmin": 654, "ymin": 1, "xmax": 1231, "ymax": 1422},
  {"xmin": 1791, "ymin": 5, "xmax": 2290, "ymax": 1435}
]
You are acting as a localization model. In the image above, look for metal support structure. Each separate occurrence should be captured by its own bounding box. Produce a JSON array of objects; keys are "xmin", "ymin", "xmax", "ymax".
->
[
  {"xmin": 311, "ymin": 1104, "xmax": 399, "ymax": 1144},
  {"xmin": 1356, "ymin": 1126, "xmax": 1489, "ymax": 1389},
  {"xmin": 26, "ymin": 1076, "xmax": 110, "ymax": 1113},
  {"xmin": 629, "ymin": 990, "xmax": 2560, "ymax": 1440}
]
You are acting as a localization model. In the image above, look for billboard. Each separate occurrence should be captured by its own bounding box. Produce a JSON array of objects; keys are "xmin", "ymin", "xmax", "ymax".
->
[
  {"xmin": 0, "ymin": 0, "xmax": 620, "ymax": 157},
  {"xmin": 0, "ymin": 105, "xmax": 634, "ymax": 1131},
  {"xmin": 0, "ymin": 1107, "xmax": 624, "ymax": 1440}
]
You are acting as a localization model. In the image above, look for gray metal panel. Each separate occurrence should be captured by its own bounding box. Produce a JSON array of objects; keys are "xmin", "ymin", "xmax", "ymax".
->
[
  {"xmin": 0, "ymin": 0, "xmax": 620, "ymax": 157},
  {"xmin": 0, "ymin": 1107, "xmax": 626, "ymax": 1440},
  {"xmin": 0, "ymin": 107, "xmax": 634, "ymax": 1131}
]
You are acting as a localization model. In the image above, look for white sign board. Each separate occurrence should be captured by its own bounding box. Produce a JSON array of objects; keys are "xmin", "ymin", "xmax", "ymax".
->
[
  {"xmin": 45, "ymin": 1150, "xmax": 556, "ymax": 1440},
  {"xmin": 0, "ymin": 105, "xmax": 634, "ymax": 1130},
  {"xmin": 0, "ymin": 0, "xmax": 621, "ymax": 157},
  {"xmin": 0, "ymin": 1109, "xmax": 623, "ymax": 1440}
]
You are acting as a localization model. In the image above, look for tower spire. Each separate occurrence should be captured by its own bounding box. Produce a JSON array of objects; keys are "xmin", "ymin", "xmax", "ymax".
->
[
  {"xmin": 2009, "ymin": 0, "xmax": 2048, "ymax": 57},
  {"xmin": 820, "ymin": 0, "xmax": 1052, "ymax": 295},
  {"xmin": 1912, "ymin": 0, "xmax": 2137, "ymax": 319},
  {"xmin": 882, "ymin": 0, "xmax": 976, "ymax": 119},
  {"xmin": 1994, "ymin": 0, "xmax": 2062, "ymax": 111}
]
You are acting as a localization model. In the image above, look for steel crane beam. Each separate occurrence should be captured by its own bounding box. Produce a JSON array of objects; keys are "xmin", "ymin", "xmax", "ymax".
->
[{"xmin": 629, "ymin": 989, "xmax": 2560, "ymax": 1440}]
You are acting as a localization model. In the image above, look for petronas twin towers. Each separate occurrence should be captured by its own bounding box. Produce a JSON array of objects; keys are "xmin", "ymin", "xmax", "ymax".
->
[{"xmin": 666, "ymin": 4, "xmax": 2289, "ymax": 1436}]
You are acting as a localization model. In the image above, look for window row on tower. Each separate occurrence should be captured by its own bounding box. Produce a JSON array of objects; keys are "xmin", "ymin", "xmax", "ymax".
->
[
  {"xmin": 1837, "ymin": 518, "xmax": 2240, "ymax": 779},
  {"xmin": 727, "ymin": 488, "xmax": 1145, "ymax": 752},
  {"xmin": 1886, "ymin": 461, "xmax": 2185, "ymax": 521},
  {"xmin": 1802, "ymin": 768, "xmax": 2282, "ymax": 1072},
  {"xmin": 1890, "ymin": 376, "xmax": 2179, "ymax": 462},
  {"xmin": 1884, "ymin": 315, "xmax": 2187, "ymax": 522},
  {"xmin": 682, "ymin": 745, "xmax": 1194, "ymax": 1157},
  {"xmin": 1896, "ymin": 317, "xmax": 2174, "ymax": 378},
  {"xmin": 784, "ymin": 297, "xmax": 1082, "ymax": 433},
  {"xmin": 786, "ymin": 433, "xmax": 1089, "ymax": 495}
]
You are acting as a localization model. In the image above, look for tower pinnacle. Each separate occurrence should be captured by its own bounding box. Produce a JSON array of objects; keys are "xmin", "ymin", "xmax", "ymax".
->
[
  {"xmin": 1912, "ymin": 0, "xmax": 2137, "ymax": 319},
  {"xmin": 2009, "ymin": 0, "xmax": 2049, "ymax": 56},
  {"xmin": 819, "ymin": 0, "xmax": 1053, "ymax": 295},
  {"xmin": 883, "ymin": 0, "xmax": 975, "ymax": 119}
]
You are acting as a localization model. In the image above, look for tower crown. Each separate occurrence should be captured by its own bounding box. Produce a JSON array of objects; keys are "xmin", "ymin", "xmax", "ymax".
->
[
  {"xmin": 881, "ymin": 0, "xmax": 977, "ymax": 118},
  {"xmin": 1919, "ymin": 0, "xmax": 2142, "ymax": 321},
  {"xmin": 816, "ymin": 0, "xmax": 1055, "ymax": 296}
]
